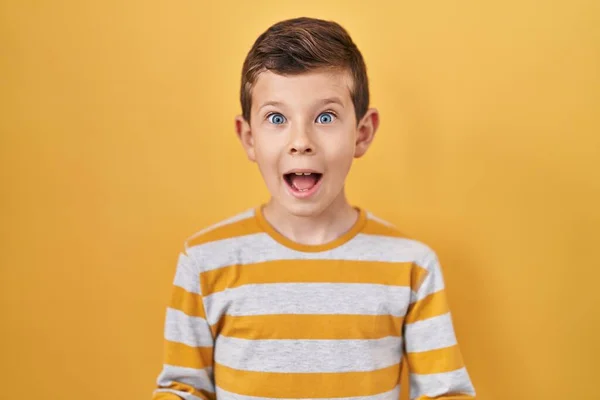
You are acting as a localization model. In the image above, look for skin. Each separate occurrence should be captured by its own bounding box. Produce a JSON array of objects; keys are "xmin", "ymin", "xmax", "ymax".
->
[{"xmin": 235, "ymin": 68, "xmax": 379, "ymax": 246}]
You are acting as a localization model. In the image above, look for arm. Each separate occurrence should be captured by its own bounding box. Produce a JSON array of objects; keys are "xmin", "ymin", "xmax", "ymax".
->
[
  {"xmin": 403, "ymin": 251, "xmax": 476, "ymax": 400},
  {"xmin": 152, "ymin": 251, "xmax": 216, "ymax": 400}
]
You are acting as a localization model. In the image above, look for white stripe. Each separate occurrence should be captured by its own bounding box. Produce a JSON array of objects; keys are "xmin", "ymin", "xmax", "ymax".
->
[
  {"xmin": 157, "ymin": 364, "xmax": 215, "ymax": 393},
  {"xmin": 164, "ymin": 308, "xmax": 214, "ymax": 347},
  {"xmin": 187, "ymin": 233, "xmax": 433, "ymax": 272},
  {"xmin": 173, "ymin": 252, "xmax": 202, "ymax": 294},
  {"xmin": 366, "ymin": 212, "xmax": 395, "ymax": 227},
  {"xmin": 410, "ymin": 367, "xmax": 475, "ymax": 399},
  {"xmin": 185, "ymin": 208, "xmax": 255, "ymax": 250},
  {"xmin": 404, "ymin": 313, "xmax": 457, "ymax": 353},
  {"xmin": 410, "ymin": 256, "xmax": 446, "ymax": 302},
  {"xmin": 215, "ymin": 336, "xmax": 402, "ymax": 373},
  {"xmin": 216, "ymin": 384, "xmax": 401, "ymax": 400},
  {"xmin": 153, "ymin": 389, "xmax": 205, "ymax": 400},
  {"xmin": 203, "ymin": 283, "xmax": 411, "ymax": 324}
]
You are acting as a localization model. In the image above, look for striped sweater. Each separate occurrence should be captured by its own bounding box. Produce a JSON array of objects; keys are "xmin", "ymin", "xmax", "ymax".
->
[{"xmin": 153, "ymin": 206, "xmax": 476, "ymax": 400}]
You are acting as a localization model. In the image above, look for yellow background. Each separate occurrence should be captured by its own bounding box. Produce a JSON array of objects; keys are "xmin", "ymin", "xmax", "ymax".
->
[{"xmin": 1, "ymin": 1, "xmax": 599, "ymax": 399}]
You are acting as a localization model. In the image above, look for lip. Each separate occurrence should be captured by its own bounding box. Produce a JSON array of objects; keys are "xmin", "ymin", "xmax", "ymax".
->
[
  {"xmin": 283, "ymin": 168, "xmax": 323, "ymax": 174},
  {"xmin": 282, "ymin": 170, "xmax": 324, "ymax": 199}
]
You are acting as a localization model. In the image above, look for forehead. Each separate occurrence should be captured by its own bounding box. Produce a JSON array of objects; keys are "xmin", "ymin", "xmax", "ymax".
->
[{"xmin": 251, "ymin": 69, "xmax": 353, "ymax": 111}]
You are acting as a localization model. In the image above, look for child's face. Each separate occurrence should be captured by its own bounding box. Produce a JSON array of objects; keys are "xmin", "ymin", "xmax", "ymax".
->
[{"xmin": 236, "ymin": 69, "xmax": 379, "ymax": 217}]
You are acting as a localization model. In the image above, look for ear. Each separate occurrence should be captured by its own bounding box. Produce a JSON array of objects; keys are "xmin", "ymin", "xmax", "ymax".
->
[
  {"xmin": 235, "ymin": 115, "xmax": 256, "ymax": 162},
  {"xmin": 354, "ymin": 108, "xmax": 380, "ymax": 158}
]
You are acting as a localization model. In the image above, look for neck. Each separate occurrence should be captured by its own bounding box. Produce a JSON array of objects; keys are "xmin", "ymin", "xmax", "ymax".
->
[{"xmin": 262, "ymin": 189, "xmax": 358, "ymax": 246}]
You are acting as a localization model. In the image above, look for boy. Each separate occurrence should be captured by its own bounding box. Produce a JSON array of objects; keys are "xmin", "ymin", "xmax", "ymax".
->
[{"xmin": 153, "ymin": 17, "xmax": 476, "ymax": 400}]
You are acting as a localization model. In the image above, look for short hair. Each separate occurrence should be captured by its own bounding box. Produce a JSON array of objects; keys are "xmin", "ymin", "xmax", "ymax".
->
[{"xmin": 240, "ymin": 17, "xmax": 369, "ymax": 124}]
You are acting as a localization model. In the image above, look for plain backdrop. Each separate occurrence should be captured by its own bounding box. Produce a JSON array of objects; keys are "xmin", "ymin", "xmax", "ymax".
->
[{"xmin": 1, "ymin": 1, "xmax": 599, "ymax": 399}]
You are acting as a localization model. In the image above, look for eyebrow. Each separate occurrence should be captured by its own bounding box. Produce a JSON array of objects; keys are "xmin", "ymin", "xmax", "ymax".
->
[
  {"xmin": 258, "ymin": 101, "xmax": 285, "ymax": 111},
  {"xmin": 319, "ymin": 97, "xmax": 345, "ymax": 107},
  {"xmin": 258, "ymin": 97, "xmax": 345, "ymax": 111}
]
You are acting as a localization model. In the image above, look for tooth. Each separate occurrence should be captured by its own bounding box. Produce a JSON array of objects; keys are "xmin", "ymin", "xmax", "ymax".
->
[
  {"xmin": 303, "ymin": 172, "xmax": 311, "ymax": 175},
  {"xmin": 295, "ymin": 172, "xmax": 303, "ymax": 175}
]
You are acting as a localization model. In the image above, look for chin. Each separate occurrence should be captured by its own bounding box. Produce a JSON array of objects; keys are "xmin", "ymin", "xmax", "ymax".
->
[
  {"xmin": 278, "ymin": 198, "xmax": 332, "ymax": 218},
  {"xmin": 265, "ymin": 181, "xmax": 343, "ymax": 218}
]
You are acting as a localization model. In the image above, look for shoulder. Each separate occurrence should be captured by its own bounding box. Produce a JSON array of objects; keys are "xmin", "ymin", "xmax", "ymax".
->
[
  {"xmin": 171, "ymin": 208, "xmax": 261, "ymax": 292},
  {"xmin": 183, "ymin": 207, "xmax": 261, "ymax": 254},
  {"xmin": 359, "ymin": 209, "xmax": 438, "ymax": 268}
]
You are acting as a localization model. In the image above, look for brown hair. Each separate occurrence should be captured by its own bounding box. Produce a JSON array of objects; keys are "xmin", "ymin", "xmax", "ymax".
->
[{"xmin": 240, "ymin": 17, "xmax": 369, "ymax": 124}]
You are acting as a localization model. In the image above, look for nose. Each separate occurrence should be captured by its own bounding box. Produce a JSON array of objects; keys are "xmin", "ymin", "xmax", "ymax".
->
[{"xmin": 288, "ymin": 125, "xmax": 315, "ymax": 156}]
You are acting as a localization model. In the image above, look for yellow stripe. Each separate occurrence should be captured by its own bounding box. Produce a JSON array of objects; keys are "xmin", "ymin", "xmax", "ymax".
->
[
  {"xmin": 405, "ymin": 344, "xmax": 465, "ymax": 374},
  {"xmin": 405, "ymin": 289, "xmax": 449, "ymax": 324},
  {"xmin": 411, "ymin": 264, "xmax": 428, "ymax": 293},
  {"xmin": 164, "ymin": 340, "xmax": 213, "ymax": 370},
  {"xmin": 363, "ymin": 218, "xmax": 406, "ymax": 237},
  {"xmin": 170, "ymin": 286, "xmax": 206, "ymax": 318},
  {"xmin": 255, "ymin": 206, "xmax": 367, "ymax": 252},
  {"xmin": 214, "ymin": 362, "xmax": 401, "ymax": 398},
  {"xmin": 187, "ymin": 217, "xmax": 261, "ymax": 248},
  {"xmin": 216, "ymin": 314, "xmax": 404, "ymax": 340},
  {"xmin": 200, "ymin": 259, "xmax": 414, "ymax": 296},
  {"xmin": 154, "ymin": 382, "xmax": 216, "ymax": 400},
  {"xmin": 361, "ymin": 219, "xmax": 428, "ymax": 293}
]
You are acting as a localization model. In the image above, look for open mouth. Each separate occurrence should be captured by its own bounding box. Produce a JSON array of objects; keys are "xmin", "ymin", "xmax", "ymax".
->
[{"xmin": 283, "ymin": 171, "xmax": 323, "ymax": 193}]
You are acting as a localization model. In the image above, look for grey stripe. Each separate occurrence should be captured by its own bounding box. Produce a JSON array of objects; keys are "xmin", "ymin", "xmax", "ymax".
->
[
  {"xmin": 173, "ymin": 252, "xmax": 202, "ymax": 294},
  {"xmin": 404, "ymin": 312, "xmax": 457, "ymax": 353},
  {"xmin": 216, "ymin": 384, "xmax": 401, "ymax": 400},
  {"xmin": 187, "ymin": 233, "xmax": 433, "ymax": 272},
  {"xmin": 215, "ymin": 336, "xmax": 402, "ymax": 373},
  {"xmin": 164, "ymin": 308, "xmax": 214, "ymax": 347},
  {"xmin": 410, "ymin": 368, "xmax": 475, "ymax": 399},
  {"xmin": 203, "ymin": 283, "xmax": 411, "ymax": 325},
  {"xmin": 156, "ymin": 364, "xmax": 214, "ymax": 393},
  {"xmin": 410, "ymin": 257, "xmax": 446, "ymax": 302},
  {"xmin": 185, "ymin": 208, "xmax": 255, "ymax": 250},
  {"xmin": 366, "ymin": 212, "xmax": 395, "ymax": 227},
  {"xmin": 153, "ymin": 389, "xmax": 205, "ymax": 400}
]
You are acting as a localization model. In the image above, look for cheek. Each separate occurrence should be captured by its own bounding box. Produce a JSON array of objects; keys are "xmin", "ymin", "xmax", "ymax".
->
[
  {"xmin": 254, "ymin": 141, "xmax": 282, "ymax": 175},
  {"xmin": 325, "ymin": 138, "xmax": 355, "ymax": 176}
]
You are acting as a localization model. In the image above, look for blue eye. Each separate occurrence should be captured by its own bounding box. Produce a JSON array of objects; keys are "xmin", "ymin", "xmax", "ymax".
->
[
  {"xmin": 317, "ymin": 112, "xmax": 335, "ymax": 124},
  {"xmin": 268, "ymin": 113, "xmax": 286, "ymax": 124}
]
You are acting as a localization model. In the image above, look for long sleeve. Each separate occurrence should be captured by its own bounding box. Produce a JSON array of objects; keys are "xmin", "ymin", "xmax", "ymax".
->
[
  {"xmin": 152, "ymin": 251, "xmax": 216, "ymax": 400},
  {"xmin": 403, "ymin": 252, "xmax": 476, "ymax": 400}
]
